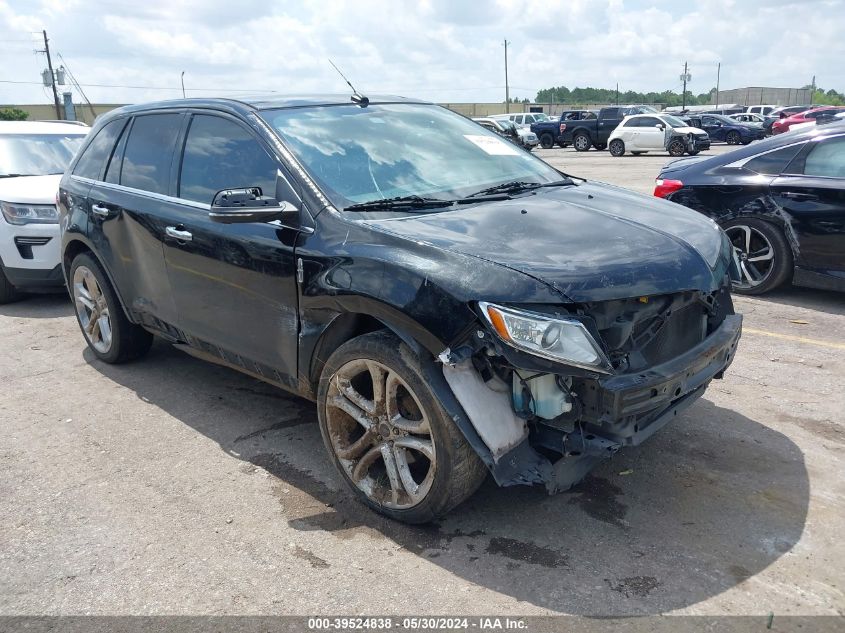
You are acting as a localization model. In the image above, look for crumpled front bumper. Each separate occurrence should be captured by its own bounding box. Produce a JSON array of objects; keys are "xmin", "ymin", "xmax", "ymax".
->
[
  {"xmin": 580, "ymin": 313, "xmax": 742, "ymax": 446},
  {"xmin": 490, "ymin": 314, "xmax": 741, "ymax": 491}
]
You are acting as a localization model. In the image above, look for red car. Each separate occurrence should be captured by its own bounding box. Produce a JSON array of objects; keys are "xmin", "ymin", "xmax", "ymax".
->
[{"xmin": 771, "ymin": 106, "xmax": 845, "ymax": 134}]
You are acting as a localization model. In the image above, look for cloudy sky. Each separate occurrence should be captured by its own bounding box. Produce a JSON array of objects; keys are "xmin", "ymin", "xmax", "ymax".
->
[{"xmin": 1, "ymin": 0, "xmax": 842, "ymax": 107}]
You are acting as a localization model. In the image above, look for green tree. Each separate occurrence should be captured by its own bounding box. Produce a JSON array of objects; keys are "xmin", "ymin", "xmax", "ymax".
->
[{"xmin": 0, "ymin": 108, "xmax": 29, "ymax": 121}]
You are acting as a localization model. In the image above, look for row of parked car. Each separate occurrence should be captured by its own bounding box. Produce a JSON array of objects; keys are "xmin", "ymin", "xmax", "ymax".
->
[{"xmin": 507, "ymin": 104, "xmax": 845, "ymax": 157}]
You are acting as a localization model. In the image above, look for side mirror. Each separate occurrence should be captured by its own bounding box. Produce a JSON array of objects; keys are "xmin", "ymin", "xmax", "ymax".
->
[
  {"xmin": 656, "ymin": 123, "xmax": 665, "ymax": 130},
  {"xmin": 209, "ymin": 172, "xmax": 300, "ymax": 224}
]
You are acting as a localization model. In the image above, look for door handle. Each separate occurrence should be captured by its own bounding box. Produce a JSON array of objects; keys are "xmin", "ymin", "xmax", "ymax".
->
[
  {"xmin": 780, "ymin": 191, "xmax": 818, "ymax": 201},
  {"xmin": 91, "ymin": 203, "xmax": 110, "ymax": 217},
  {"xmin": 165, "ymin": 226, "xmax": 193, "ymax": 242}
]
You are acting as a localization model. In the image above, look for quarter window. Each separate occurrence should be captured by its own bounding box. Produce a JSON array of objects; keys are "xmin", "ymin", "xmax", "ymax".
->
[
  {"xmin": 744, "ymin": 144, "xmax": 805, "ymax": 175},
  {"xmin": 121, "ymin": 114, "xmax": 182, "ymax": 194},
  {"xmin": 72, "ymin": 119, "xmax": 126, "ymax": 180},
  {"xmin": 178, "ymin": 114, "xmax": 278, "ymax": 204}
]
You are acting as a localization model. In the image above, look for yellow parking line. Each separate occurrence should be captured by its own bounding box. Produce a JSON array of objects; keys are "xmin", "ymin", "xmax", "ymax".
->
[{"xmin": 743, "ymin": 327, "xmax": 845, "ymax": 351}]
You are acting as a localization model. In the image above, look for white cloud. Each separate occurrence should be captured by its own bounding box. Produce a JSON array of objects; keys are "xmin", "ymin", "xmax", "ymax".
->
[{"xmin": 0, "ymin": 0, "xmax": 842, "ymax": 107}]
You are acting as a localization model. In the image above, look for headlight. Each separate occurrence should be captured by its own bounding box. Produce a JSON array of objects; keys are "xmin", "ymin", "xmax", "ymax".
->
[
  {"xmin": 0, "ymin": 201, "xmax": 59, "ymax": 225},
  {"xmin": 479, "ymin": 302, "xmax": 612, "ymax": 373}
]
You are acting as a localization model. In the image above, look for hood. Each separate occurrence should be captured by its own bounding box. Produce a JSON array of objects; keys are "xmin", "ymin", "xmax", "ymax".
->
[
  {"xmin": 673, "ymin": 125, "xmax": 707, "ymax": 135},
  {"xmin": 363, "ymin": 182, "xmax": 725, "ymax": 303},
  {"xmin": 0, "ymin": 174, "xmax": 61, "ymax": 205}
]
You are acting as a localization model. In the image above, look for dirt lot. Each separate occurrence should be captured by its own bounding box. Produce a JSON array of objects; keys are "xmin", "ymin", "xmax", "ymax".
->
[{"xmin": 1, "ymin": 143, "xmax": 843, "ymax": 617}]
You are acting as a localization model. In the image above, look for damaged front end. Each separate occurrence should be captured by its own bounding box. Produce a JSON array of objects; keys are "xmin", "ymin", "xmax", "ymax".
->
[{"xmin": 436, "ymin": 281, "xmax": 741, "ymax": 493}]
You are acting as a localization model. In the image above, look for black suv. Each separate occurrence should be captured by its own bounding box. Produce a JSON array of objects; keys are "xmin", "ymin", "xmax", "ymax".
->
[{"xmin": 59, "ymin": 96, "xmax": 742, "ymax": 524}]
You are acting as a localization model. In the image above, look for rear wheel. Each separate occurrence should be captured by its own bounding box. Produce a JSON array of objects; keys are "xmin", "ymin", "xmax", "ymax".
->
[
  {"xmin": 723, "ymin": 219, "xmax": 793, "ymax": 295},
  {"xmin": 609, "ymin": 139, "xmax": 625, "ymax": 157},
  {"xmin": 573, "ymin": 133, "xmax": 591, "ymax": 152},
  {"xmin": 726, "ymin": 130, "xmax": 741, "ymax": 145},
  {"xmin": 69, "ymin": 253, "xmax": 153, "ymax": 363},
  {"xmin": 0, "ymin": 267, "xmax": 21, "ymax": 304},
  {"xmin": 317, "ymin": 331, "xmax": 487, "ymax": 524}
]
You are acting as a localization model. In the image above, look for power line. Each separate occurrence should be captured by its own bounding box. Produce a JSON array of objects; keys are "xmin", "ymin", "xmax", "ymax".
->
[{"xmin": 0, "ymin": 78, "xmax": 268, "ymax": 93}]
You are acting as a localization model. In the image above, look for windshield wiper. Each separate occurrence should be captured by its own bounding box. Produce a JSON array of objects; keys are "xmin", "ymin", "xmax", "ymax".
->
[
  {"xmin": 463, "ymin": 178, "xmax": 574, "ymax": 199},
  {"xmin": 344, "ymin": 195, "xmax": 457, "ymax": 212}
]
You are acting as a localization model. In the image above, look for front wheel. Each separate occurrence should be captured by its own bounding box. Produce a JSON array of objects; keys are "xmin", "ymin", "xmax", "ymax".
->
[
  {"xmin": 609, "ymin": 139, "xmax": 625, "ymax": 157},
  {"xmin": 69, "ymin": 253, "xmax": 153, "ymax": 363},
  {"xmin": 317, "ymin": 331, "xmax": 487, "ymax": 523},
  {"xmin": 723, "ymin": 219, "xmax": 793, "ymax": 295},
  {"xmin": 668, "ymin": 139, "xmax": 686, "ymax": 157},
  {"xmin": 573, "ymin": 133, "xmax": 591, "ymax": 152},
  {"xmin": 539, "ymin": 133, "xmax": 554, "ymax": 149}
]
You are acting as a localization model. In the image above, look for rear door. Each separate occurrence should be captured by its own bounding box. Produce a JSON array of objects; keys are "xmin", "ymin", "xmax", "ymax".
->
[
  {"xmin": 162, "ymin": 111, "xmax": 302, "ymax": 388},
  {"xmin": 770, "ymin": 134, "xmax": 845, "ymax": 280},
  {"xmin": 84, "ymin": 112, "xmax": 184, "ymax": 331}
]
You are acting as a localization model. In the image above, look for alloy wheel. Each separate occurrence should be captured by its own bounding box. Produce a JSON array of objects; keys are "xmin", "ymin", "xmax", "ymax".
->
[
  {"xmin": 72, "ymin": 265, "xmax": 112, "ymax": 353},
  {"xmin": 574, "ymin": 135, "xmax": 590, "ymax": 151},
  {"xmin": 325, "ymin": 359, "xmax": 436, "ymax": 509},
  {"xmin": 725, "ymin": 224, "xmax": 775, "ymax": 289}
]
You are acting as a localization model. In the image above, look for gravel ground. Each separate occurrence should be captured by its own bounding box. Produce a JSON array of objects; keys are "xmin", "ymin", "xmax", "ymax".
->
[{"xmin": 1, "ymin": 142, "xmax": 843, "ymax": 617}]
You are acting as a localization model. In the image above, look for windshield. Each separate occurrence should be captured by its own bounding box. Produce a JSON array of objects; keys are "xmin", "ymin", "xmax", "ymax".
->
[
  {"xmin": 0, "ymin": 134, "xmax": 86, "ymax": 177},
  {"xmin": 662, "ymin": 115, "xmax": 689, "ymax": 128},
  {"xmin": 261, "ymin": 103, "xmax": 562, "ymax": 210},
  {"xmin": 532, "ymin": 113, "xmax": 549, "ymax": 121}
]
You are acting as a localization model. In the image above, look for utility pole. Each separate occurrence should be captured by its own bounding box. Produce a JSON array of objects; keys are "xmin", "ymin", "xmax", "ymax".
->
[
  {"xmin": 503, "ymin": 39, "xmax": 510, "ymax": 113},
  {"xmin": 680, "ymin": 61, "xmax": 690, "ymax": 111},
  {"xmin": 181, "ymin": 71, "xmax": 186, "ymax": 98},
  {"xmin": 41, "ymin": 30, "xmax": 62, "ymax": 119},
  {"xmin": 715, "ymin": 62, "xmax": 720, "ymax": 107},
  {"xmin": 616, "ymin": 82, "xmax": 619, "ymax": 105}
]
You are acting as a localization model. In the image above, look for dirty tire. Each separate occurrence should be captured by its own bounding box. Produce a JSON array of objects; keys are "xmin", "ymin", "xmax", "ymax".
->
[
  {"xmin": 539, "ymin": 133, "xmax": 554, "ymax": 149},
  {"xmin": 722, "ymin": 218, "xmax": 793, "ymax": 295},
  {"xmin": 668, "ymin": 140, "xmax": 686, "ymax": 157},
  {"xmin": 317, "ymin": 330, "xmax": 487, "ymax": 524},
  {"xmin": 573, "ymin": 133, "xmax": 591, "ymax": 152},
  {"xmin": 609, "ymin": 139, "xmax": 625, "ymax": 157},
  {"xmin": 726, "ymin": 130, "xmax": 741, "ymax": 145},
  {"xmin": 0, "ymin": 266, "xmax": 21, "ymax": 304},
  {"xmin": 69, "ymin": 253, "xmax": 153, "ymax": 364}
]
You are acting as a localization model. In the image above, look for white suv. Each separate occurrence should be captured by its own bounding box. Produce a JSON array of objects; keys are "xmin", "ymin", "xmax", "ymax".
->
[{"xmin": 0, "ymin": 121, "xmax": 88, "ymax": 302}]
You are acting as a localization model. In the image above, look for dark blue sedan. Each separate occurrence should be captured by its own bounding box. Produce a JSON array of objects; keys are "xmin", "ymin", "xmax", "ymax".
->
[
  {"xmin": 698, "ymin": 113, "xmax": 766, "ymax": 145},
  {"xmin": 654, "ymin": 121, "xmax": 845, "ymax": 295}
]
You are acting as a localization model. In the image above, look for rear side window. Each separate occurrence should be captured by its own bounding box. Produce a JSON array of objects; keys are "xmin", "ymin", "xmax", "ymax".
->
[
  {"xmin": 744, "ymin": 144, "xmax": 805, "ymax": 175},
  {"xmin": 178, "ymin": 114, "xmax": 278, "ymax": 204},
  {"xmin": 121, "ymin": 114, "xmax": 182, "ymax": 194},
  {"xmin": 72, "ymin": 119, "xmax": 125, "ymax": 180},
  {"xmin": 622, "ymin": 118, "xmax": 640, "ymax": 128},
  {"xmin": 790, "ymin": 136, "xmax": 845, "ymax": 178}
]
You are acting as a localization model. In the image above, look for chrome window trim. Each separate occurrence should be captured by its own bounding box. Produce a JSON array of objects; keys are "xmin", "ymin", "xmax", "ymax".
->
[
  {"xmin": 723, "ymin": 140, "xmax": 808, "ymax": 169},
  {"xmin": 70, "ymin": 175, "xmax": 210, "ymax": 209},
  {"xmin": 69, "ymin": 174, "xmax": 314, "ymax": 233}
]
